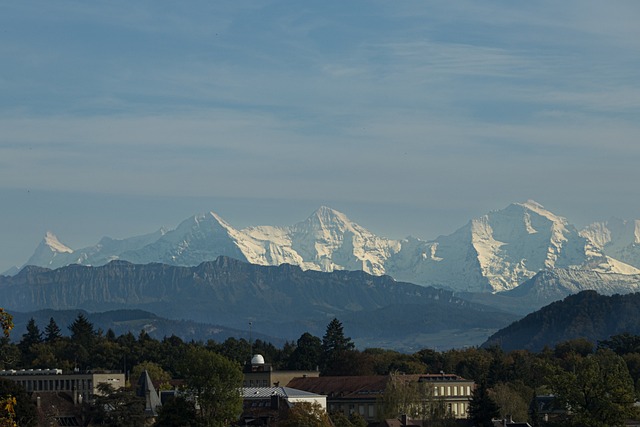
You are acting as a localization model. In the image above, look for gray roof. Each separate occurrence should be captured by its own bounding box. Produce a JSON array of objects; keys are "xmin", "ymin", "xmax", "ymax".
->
[{"xmin": 241, "ymin": 386, "xmax": 325, "ymax": 399}]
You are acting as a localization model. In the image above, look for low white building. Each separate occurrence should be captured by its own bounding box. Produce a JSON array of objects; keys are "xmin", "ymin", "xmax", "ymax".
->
[{"xmin": 242, "ymin": 386, "xmax": 326, "ymax": 410}]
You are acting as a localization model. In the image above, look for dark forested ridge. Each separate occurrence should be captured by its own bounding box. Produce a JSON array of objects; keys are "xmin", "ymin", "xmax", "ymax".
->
[
  {"xmin": 0, "ymin": 257, "xmax": 517, "ymax": 347},
  {"xmin": 483, "ymin": 290, "xmax": 640, "ymax": 351},
  {"xmin": 8, "ymin": 309, "xmax": 284, "ymax": 345}
]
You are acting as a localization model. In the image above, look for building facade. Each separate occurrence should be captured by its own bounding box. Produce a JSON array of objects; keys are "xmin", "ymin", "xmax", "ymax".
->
[
  {"xmin": 0, "ymin": 369, "xmax": 125, "ymax": 404},
  {"xmin": 287, "ymin": 373, "xmax": 475, "ymax": 422}
]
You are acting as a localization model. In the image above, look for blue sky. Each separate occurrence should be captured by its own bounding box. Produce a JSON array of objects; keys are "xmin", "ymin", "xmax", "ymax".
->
[{"xmin": 1, "ymin": 1, "xmax": 640, "ymax": 272}]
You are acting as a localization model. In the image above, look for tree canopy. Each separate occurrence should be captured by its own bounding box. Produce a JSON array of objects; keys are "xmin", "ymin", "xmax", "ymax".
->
[{"xmin": 179, "ymin": 347, "xmax": 243, "ymax": 427}]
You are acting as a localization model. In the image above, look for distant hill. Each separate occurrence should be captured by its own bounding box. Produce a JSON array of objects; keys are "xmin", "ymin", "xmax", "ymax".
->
[
  {"xmin": 0, "ymin": 257, "xmax": 516, "ymax": 349},
  {"xmin": 482, "ymin": 290, "xmax": 640, "ymax": 351}
]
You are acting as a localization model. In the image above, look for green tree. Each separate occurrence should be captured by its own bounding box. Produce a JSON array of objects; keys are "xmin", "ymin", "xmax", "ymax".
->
[
  {"xmin": 44, "ymin": 317, "xmax": 62, "ymax": 342},
  {"xmin": 330, "ymin": 410, "xmax": 351, "ymax": 427},
  {"xmin": 549, "ymin": 349, "xmax": 638, "ymax": 427},
  {"xmin": 490, "ymin": 382, "xmax": 529, "ymax": 422},
  {"xmin": 69, "ymin": 313, "xmax": 97, "ymax": 349},
  {"xmin": 280, "ymin": 401, "xmax": 332, "ymax": 427},
  {"xmin": 321, "ymin": 318, "xmax": 356, "ymax": 375},
  {"xmin": 153, "ymin": 395, "xmax": 197, "ymax": 427},
  {"xmin": 348, "ymin": 411, "xmax": 368, "ymax": 427},
  {"xmin": 468, "ymin": 381, "xmax": 499, "ymax": 427},
  {"xmin": 130, "ymin": 361, "xmax": 172, "ymax": 390},
  {"xmin": 289, "ymin": 332, "xmax": 322, "ymax": 371},
  {"xmin": 179, "ymin": 347, "xmax": 243, "ymax": 427},
  {"xmin": 90, "ymin": 383, "xmax": 146, "ymax": 427},
  {"xmin": 378, "ymin": 373, "xmax": 451, "ymax": 423},
  {"xmin": 18, "ymin": 318, "xmax": 42, "ymax": 365}
]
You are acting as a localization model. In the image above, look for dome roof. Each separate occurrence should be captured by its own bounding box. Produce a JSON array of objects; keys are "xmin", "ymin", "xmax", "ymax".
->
[{"xmin": 251, "ymin": 354, "xmax": 265, "ymax": 365}]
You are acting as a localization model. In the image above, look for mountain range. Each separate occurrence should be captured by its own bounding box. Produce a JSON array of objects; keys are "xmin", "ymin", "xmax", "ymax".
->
[
  {"xmin": 0, "ymin": 257, "xmax": 517, "ymax": 350},
  {"xmin": 15, "ymin": 200, "xmax": 640, "ymax": 294}
]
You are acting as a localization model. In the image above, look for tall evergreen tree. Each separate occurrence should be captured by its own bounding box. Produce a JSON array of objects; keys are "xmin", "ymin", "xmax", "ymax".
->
[
  {"xmin": 44, "ymin": 317, "xmax": 62, "ymax": 342},
  {"xmin": 20, "ymin": 318, "xmax": 42, "ymax": 348},
  {"xmin": 321, "ymin": 318, "xmax": 356, "ymax": 375},
  {"xmin": 68, "ymin": 313, "xmax": 96, "ymax": 349},
  {"xmin": 19, "ymin": 318, "xmax": 42, "ymax": 365},
  {"xmin": 468, "ymin": 381, "xmax": 499, "ymax": 427}
]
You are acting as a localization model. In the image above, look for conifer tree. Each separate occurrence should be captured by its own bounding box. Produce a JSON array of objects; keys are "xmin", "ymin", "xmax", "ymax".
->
[
  {"xmin": 68, "ymin": 313, "xmax": 96, "ymax": 349},
  {"xmin": 19, "ymin": 318, "xmax": 42, "ymax": 365},
  {"xmin": 321, "ymin": 318, "xmax": 356, "ymax": 375},
  {"xmin": 468, "ymin": 381, "xmax": 499, "ymax": 427},
  {"xmin": 44, "ymin": 317, "xmax": 62, "ymax": 342}
]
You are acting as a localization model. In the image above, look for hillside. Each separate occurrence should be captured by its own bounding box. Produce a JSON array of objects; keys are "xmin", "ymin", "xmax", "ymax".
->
[
  {"xmin": 0, "ymin": 257, "xmax": 516, "ymax": 348},
  {"xmin": 482, "ymin": 290, "xmax": 640, "ymax": 351}
]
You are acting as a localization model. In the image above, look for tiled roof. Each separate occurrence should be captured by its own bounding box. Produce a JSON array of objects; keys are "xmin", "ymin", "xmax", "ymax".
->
[{"xmin": 287, "ymin": 376, "xmax": 388, "ymax": 399}]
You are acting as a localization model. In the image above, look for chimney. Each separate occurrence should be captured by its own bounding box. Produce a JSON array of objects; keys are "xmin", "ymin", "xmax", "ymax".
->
[{"xmin": 401, "ymin": 414, "xmax": 408, "ymax": 426}]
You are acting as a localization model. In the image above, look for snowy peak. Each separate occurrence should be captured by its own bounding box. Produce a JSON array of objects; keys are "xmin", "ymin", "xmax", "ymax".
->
[
  {"xmin": 295, "ymin": 206, "xmax": 354, "ymax": 234},
  {"xmin": 18, "ymin": 201, "xmax": 640, "ymax": 296},
  {"xmin": 24, "ymin": 232, "xmax": 74, "ymax": 268},
  {"xmin": 388, "ymin": 200, "xmax": 613, "ymax": 293},
  {"xmin": 581, "ymin": 218, "xmax": 640, "ymax": 271},
  {"xmin": 43, "ymin": 232, "xmax": 73, "ymax": 254}
]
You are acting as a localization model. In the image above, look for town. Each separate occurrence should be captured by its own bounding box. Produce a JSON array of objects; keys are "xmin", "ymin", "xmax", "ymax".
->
[{"xmin": 2, "ymin": 311, "xmax": 639, "ymax": 426}]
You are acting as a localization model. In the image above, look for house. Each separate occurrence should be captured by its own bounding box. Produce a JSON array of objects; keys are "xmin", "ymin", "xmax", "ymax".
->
[{"xmin": 287, "ymin": 373, "xmax": 475, "ymax": 422}]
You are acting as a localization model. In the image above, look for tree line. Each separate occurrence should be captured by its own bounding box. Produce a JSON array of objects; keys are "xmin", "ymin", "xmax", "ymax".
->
[{"xmin": 2, "ymin": 312, "xmax": 640, "ymax": 426}]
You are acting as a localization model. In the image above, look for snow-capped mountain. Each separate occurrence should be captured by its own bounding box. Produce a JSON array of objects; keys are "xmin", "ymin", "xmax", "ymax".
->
[
  {"xmin": 19, "ymin": 201, "xmax": 640, "ymax": 294},
  {"xmin": 24, "ymin": 232, "xmax": 73, "ymax": 268},
  {"xmin": 386, "ymin": 200, "xmax": 638, "ymax": 292},
  {"xmin": 580, "ymin": 218, "xmax": 640, "ymax": 271},
  {"xmin": 26, "ymin": 229, "xmax": 166, "ymax": 270}
]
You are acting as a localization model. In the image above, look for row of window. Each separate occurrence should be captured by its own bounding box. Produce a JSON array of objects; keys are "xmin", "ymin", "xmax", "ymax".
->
[
  {"xmin": 433, "ymin": 385, "xmax": 472, "ymax": 397},
  {"xmin": 10, "ymin": 378, "xmax": 93, "ymax": 393}
]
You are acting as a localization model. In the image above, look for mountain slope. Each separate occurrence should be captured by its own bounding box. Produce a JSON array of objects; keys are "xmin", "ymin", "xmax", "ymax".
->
[
  {"xmin": 387, "ymin": 201, "xmax": 635, "ymax": 292},
  {"xmin": 581, "ymin": 218, "xmax": 640, "ymax": 271},
  {"xmin": 458, "ymin": 268, "xmax": 640, "ymax": 315},
  {"xmin": 482, "ymin": 291, "xmax": 640, "ymax": 351},
  {"xmin": 0, "ymin": 257, "xmax": 516, "ymax": 344}
]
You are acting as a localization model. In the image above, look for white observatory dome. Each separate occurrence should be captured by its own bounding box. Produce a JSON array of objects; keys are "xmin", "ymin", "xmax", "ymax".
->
[{"xmin": 251, "ymin": 354, "xmax": 265, "ymax": 365}]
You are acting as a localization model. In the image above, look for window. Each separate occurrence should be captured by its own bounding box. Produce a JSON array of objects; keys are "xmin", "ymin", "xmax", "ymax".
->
[
  {"xmin": 359, "ymin": 405, "xmax": 364, "ymax": 415},
  {"xmin": 368, "ymin": 405, "xmax": 375, "ymax": 418}
]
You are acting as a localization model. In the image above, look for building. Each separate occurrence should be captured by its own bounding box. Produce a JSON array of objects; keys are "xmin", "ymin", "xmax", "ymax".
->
[
  {"xmin": 287, "ymin": 373, "xmax": 475, "ymax": 422},
  {"xmin": 239, "ymin": 386, "xmax": 327, "ymax": 426},
  {"xmin": 417, "ymin": 373, "xmax": 474, "ymax": 418},
  {"xmin": 242, "ymin": 386, "xmax": 326, "ymax": 409},
  {"xmin": 242, "ymin": 354, "xmax": 319, "ymax": 388},
  {"xmin": 0, "ymin": 369, "xmax": 125, "ymax": 404}
]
